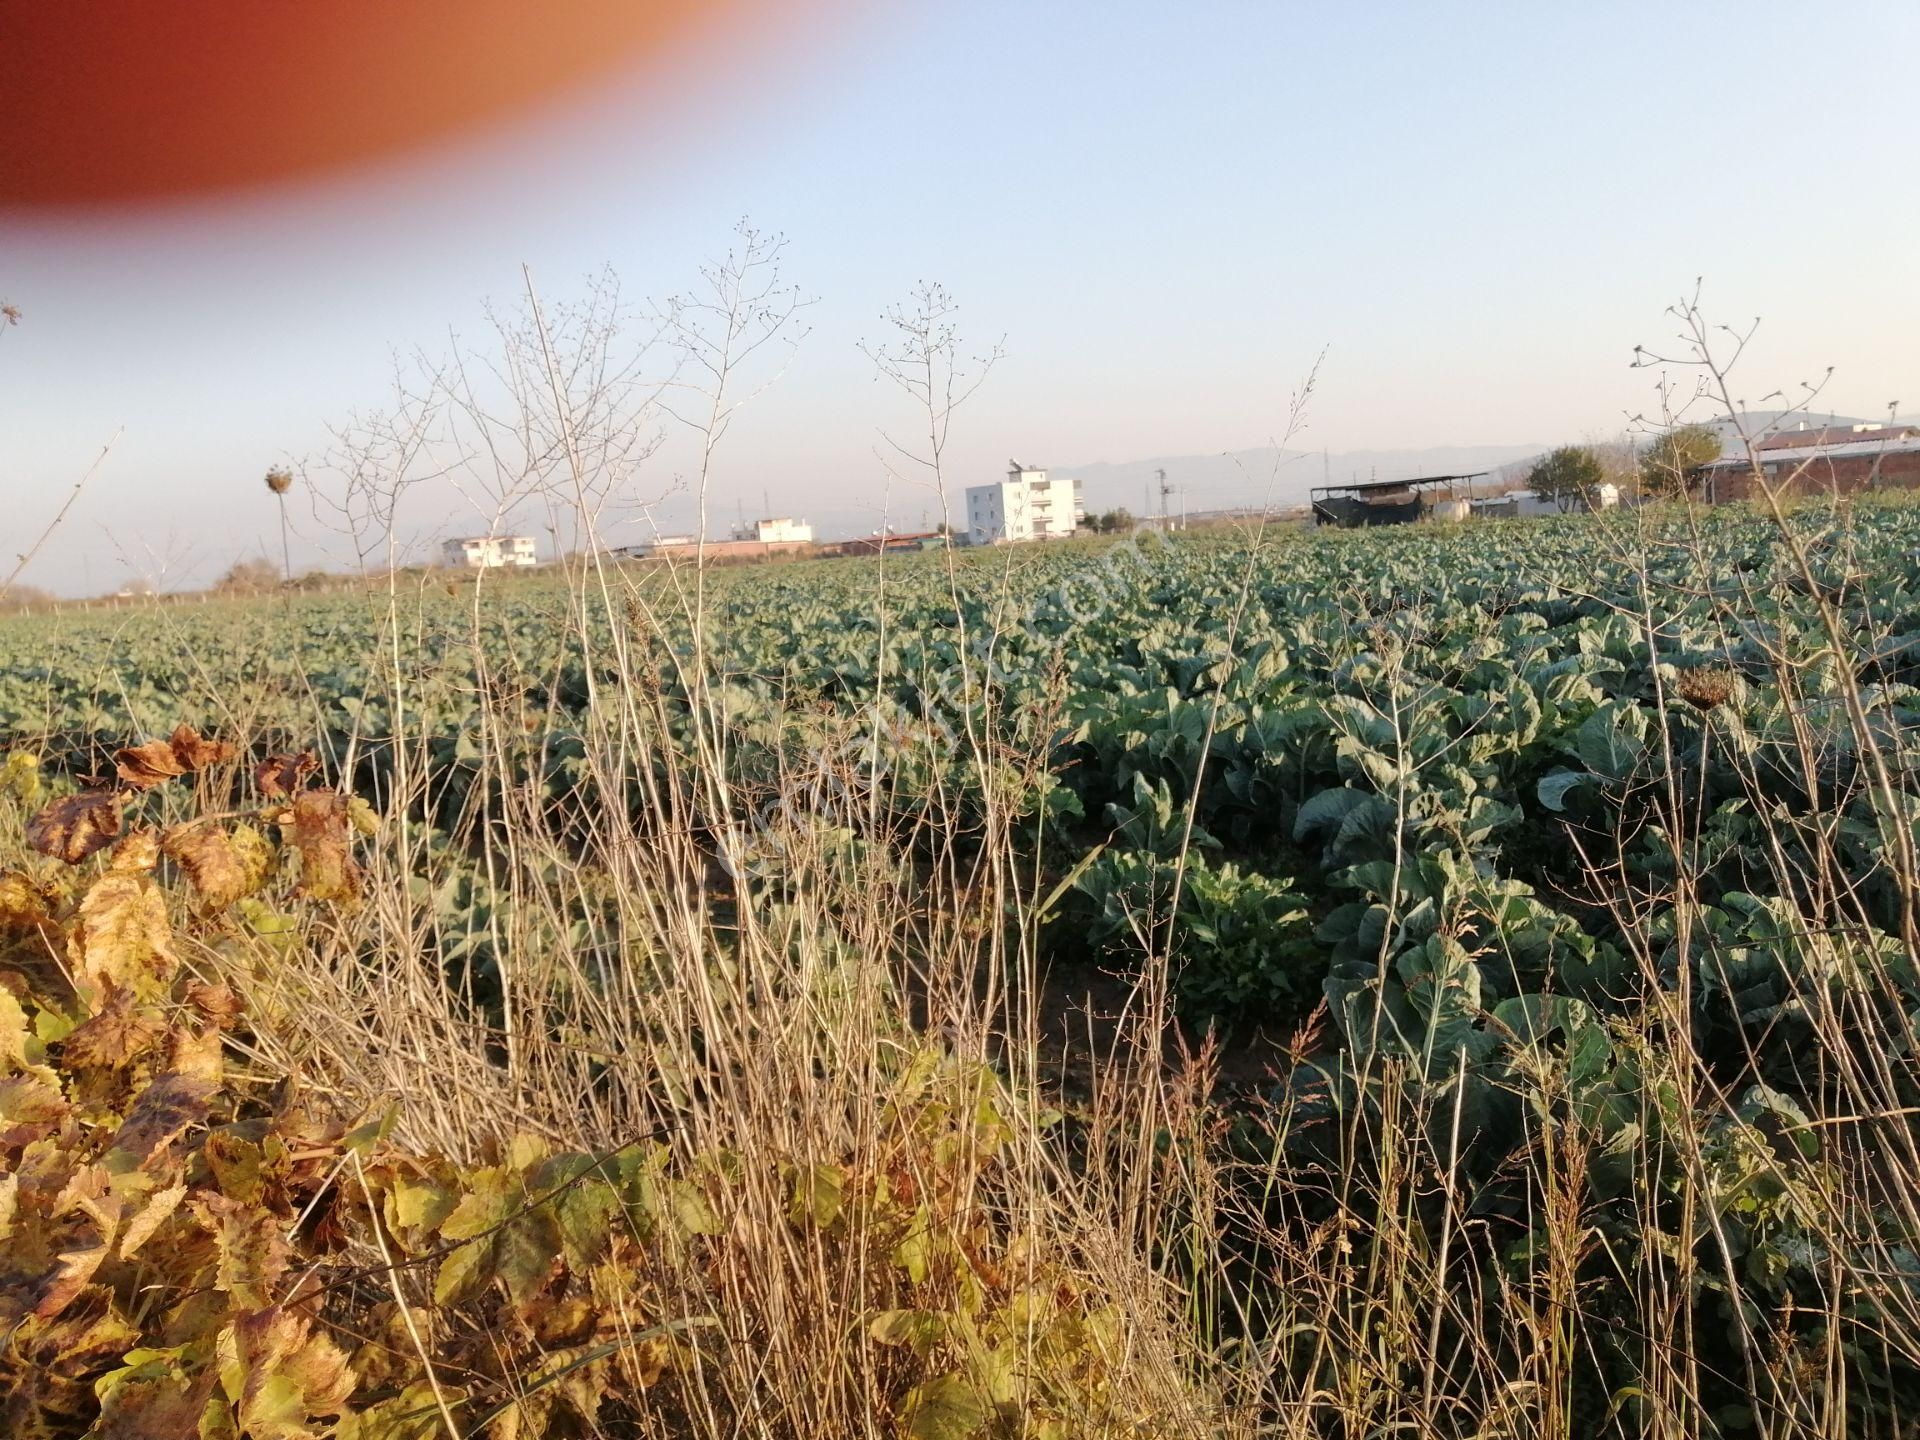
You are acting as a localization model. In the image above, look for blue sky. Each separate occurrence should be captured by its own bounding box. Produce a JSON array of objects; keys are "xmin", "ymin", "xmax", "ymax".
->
[{"xmin": 5, "ymin": 0, "xmax": 1918, "ymax": 592}]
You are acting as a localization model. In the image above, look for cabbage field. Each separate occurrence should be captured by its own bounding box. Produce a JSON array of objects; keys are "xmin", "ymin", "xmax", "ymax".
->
[
  {"xmin": 6, "ymin": 505, "xmax": 1917, "ymax": 1041},
  {"xmin": 5, "ymin": 499, "xmax": 1920, "ymax": 1435}
]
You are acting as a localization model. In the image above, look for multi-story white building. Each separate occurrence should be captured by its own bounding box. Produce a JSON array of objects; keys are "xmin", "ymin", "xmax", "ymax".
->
[
  {"xmin": 442, "ymin": 535, "xmax": 538, "ymax": 569},
  {"xmin": 965, "ymin": 462, "xmax": 1083, "ymax": 545},
  {"xmin": 734, "ymin": 516, "xmax": 813, "ymax": 544}
]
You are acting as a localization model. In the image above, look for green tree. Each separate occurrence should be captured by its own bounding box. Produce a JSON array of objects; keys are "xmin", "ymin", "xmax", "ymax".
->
[
  {"xmin": 1526, "ymin": 446, "xmax": 1606, "ymax": 511},
  {"xmin": 1640, "ymin": 424, "xmax": 1722, "ymax": 497}
]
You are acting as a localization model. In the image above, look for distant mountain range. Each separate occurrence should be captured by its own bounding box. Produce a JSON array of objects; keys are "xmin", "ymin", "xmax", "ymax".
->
[{"xmin": 1054, "ymin": 443, "xmax": 1548, "ymax": 517}]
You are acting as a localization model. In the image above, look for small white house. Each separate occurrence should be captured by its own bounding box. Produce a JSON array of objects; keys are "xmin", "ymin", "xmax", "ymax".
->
[
  {"xmin": 965, "ymin": 462, "xmax": 1083, "ymax": 545},
  {"xmin": 442, "ymin": 535, "xmax": 538, "ymax": 569},
  {"xmin": 737, "ymin": 517, "xmax": 813, "ymax": 544}
]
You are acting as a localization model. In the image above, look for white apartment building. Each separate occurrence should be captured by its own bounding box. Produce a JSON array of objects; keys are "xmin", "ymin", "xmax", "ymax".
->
[
  {"xmin": 442, "ymin": 535, "xmax": 538, "ymax": 569},
  {"xmin": 965, "ymin": 462, "xmax": 1083, "ymax": 545}
]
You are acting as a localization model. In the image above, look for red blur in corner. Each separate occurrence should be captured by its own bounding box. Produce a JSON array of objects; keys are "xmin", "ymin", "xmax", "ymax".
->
[{"xmin": 0, "ymin": 0, "xmax": 786, "ymax": 207}]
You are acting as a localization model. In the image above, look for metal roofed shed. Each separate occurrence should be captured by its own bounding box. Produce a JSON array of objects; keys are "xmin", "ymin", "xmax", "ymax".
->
[
  {"xmin": 1694, "ymin": 433, "xmax": 1920, "ymax": 504},
  {"xmin": 1310, "ymin": 473, "xmax": 1487, "ymax": 528}
]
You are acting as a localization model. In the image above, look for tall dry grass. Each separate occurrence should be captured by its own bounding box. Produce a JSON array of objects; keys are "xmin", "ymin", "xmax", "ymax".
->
[{"xmin": 166, "ymin": 487, "xmax": 1920, "ymax": 1438}]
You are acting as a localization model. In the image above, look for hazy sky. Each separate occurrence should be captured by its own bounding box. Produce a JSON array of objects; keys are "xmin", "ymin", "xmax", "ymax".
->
[{"xmin": 5, "ymin": 0, "xmax": 1918, "ymax": 593}]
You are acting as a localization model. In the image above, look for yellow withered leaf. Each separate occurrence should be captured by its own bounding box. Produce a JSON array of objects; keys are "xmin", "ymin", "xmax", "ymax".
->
[
  {"xmin": 67, "ymin": 871, "xmax": 180, "ymax": 1003},
  {"xmin": 120, "ymin": 1180, "xmax": 187, "ymax": 1259},
  {"xmin": 231, "ymin": 1305, "xmax": 356, "ymax": 1435},
  {"xmin": 0, "ymin": 982, "xmax": 30, "ymax": 1071},
  {"xmin": 0, "ymin": 870, "xmax": 54, "ymax": 932},
  {"xmin": 162, "ymin": 821, "xmax": 274, "ymax": 909},
  {"xmin": 109, "ymin": 827, "xmax": 161, "ymax": 874},
  {"xmin": 0, "ymin": 750, "xmax": 42, "ymax": 804}
]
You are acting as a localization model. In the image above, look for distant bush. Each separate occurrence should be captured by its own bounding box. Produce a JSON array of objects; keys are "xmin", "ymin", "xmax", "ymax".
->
[
  {"xmin": 0, "ymin": 584, "xmax": 53, "ymax": 614},
  {"xmin": 1640, "ymin": 422, "xmax": 1722, "ymax": 496},
  {"xmin": 215, "ymin": 557, "xmax": 282, "ymax": 593}
]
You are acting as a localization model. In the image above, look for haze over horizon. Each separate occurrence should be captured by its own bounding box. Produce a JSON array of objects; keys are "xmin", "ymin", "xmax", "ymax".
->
[{"xmin": 5, "ymin": 0, "xmax": 1918, "ymax": 595}]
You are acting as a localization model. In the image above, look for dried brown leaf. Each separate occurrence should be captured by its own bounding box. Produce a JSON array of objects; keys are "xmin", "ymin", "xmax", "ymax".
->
[
  {"xmin": 286, "ymin": 791, "xmax": 359, "ymax": 901},
  {"xmin": 184, "ymin": 980, "xmax": 243, "ymax": 1027},
  {"xmin": 254, "ymin": 751, "xmax": 318, "ymax": 799},
  {"xmin": 108, "ymin": 1072, "xmax": 216, "ymax": 1171},
  {"xmin": 93, "ymin": 1363, "xmax": 215, "ymax": 1440},
  {"xmin": 61, "ymin": 990, "xmax": 168, "ymax": 1072},
  {"xmin": 195, "ymin": 1194, "xmax": 292, "ymax": 1309},
  {"xmin": 167, "ymin": 723, "xmax": 235, "ymax": 772},
  {"xmin": 114, "ymin": 725, "xmax": 235, "ymax": 791},
  {"xmin": 0, "ymin": 1071, "xmax": 69, "ymax": 1126},
  {"xmin": 115, "ymin": 739, "xmax": 189, "ymax": 790},
  {"xmin": 27, "ymin": 790, "xmax": 124, "ymax": 864},
  {"xmin": 32, "ymin": 1242, "xmax": 107, "ymax": 1320}
]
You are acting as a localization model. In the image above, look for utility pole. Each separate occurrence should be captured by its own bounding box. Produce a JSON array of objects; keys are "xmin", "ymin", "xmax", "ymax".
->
[{"xmin": 1157, "ymin": 467, "xmax": 1173, "ymax": 531}]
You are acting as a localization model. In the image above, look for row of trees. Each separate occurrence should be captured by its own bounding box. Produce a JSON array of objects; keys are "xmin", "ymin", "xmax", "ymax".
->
[
  {"xmin": 1083, "ymin": 508, "xmax": 1137, "ymax": 534},
  {"xmin": 1524, "ymin": 424, "xmax": 1723, "ymax": 508}
]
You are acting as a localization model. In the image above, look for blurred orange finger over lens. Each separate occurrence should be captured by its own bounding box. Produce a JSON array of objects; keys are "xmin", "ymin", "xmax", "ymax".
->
[{"xmin": 0, "ymin": 0, "xmax": 784, "ymax": 206}]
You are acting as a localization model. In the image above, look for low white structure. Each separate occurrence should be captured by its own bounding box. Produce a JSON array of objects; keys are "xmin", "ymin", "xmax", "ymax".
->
[
  {"xmin": 965, "ymin": 462, "xmax": 1083, "ymax": 545},
  {"xmin": 617, "ymin": 534, "xmax": 696, "ymax": 559},
  {"xmin": 735, "ymin": 517, "xmax": 813, "ymax": 544},
  {"xmin": 1471, "ymin": 483, "xmax": 1618, "ymax": 519},
  {"xmin": 442, "ymin": 535, "xmax": 538, "ymax": 569}
]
